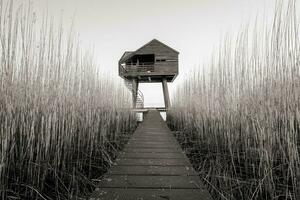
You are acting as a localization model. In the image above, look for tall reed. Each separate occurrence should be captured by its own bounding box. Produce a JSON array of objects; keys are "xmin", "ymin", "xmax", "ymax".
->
[
  {"xmin": 0, "ymin": 1, "xmax": 135, "ymax": 199},
  {"xmin": 168, "ymin": 1, "xmax": 300, "ymax": 199}
]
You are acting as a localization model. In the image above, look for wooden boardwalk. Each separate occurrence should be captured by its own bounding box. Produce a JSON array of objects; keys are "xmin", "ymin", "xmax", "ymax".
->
[{"xmin": 89, "ymin": 110, "xmax": 212, "ymax": 200}]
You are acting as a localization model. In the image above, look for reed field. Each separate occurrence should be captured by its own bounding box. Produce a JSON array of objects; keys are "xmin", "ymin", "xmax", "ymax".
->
[
  {"xmin": 0, "ymin": 1, "xmax": 136, "ymax": 199},
  {"xmin": 168, "ymin": 1, "xmax": 300, "ymax": 199}
]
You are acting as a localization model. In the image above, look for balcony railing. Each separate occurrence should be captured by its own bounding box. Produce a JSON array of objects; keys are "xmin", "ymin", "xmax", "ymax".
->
[{"xmin": 120, "ymin": 62, "xmax": 155, "ymax": 74}]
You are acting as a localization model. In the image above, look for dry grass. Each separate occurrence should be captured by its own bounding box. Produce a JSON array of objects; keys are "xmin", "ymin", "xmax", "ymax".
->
[
  {"xmin": 168, "ymin": 1, "xmax": 300, "ymax": 199},
  {"xmin": 0, "ymin": 1, "xmax": 136, "ymax": 199}
]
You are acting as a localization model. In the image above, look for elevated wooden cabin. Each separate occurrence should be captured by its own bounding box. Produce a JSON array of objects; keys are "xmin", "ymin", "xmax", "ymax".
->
[{"xmin": 119, "ymin": 39, "xmax": 179, "ymax": 83}]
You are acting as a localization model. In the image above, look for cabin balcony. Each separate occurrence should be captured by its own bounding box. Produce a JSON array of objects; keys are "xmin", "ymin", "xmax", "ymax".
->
[
  {"xmin": 120, "ymin": 62, "xmax": 155, "ymax": 75},
  {"xmin": 119, "ymin": 61, "xmax": 178, "ymax": 82}
]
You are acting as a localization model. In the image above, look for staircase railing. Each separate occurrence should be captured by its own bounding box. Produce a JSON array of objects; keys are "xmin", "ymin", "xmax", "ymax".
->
[{"xmin": 124, "ymin": 79, "xmax": 144, "ymax": 108}]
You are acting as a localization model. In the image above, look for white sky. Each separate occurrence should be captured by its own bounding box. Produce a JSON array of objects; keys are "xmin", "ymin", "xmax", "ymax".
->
[{"xmin": 23, "ymin": 0, "xmax": 293, "ymax": 107}]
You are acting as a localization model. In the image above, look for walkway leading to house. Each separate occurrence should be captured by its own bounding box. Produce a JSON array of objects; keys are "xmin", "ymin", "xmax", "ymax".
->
[{"xmin": 89, "ymin": 110, "xmax": 212, "ymax": 200}]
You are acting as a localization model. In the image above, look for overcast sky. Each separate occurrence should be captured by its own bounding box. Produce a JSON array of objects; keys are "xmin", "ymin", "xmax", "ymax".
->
[{"xmin": 27, "ymin": 0, "xmax": 293, "ymax": 107}]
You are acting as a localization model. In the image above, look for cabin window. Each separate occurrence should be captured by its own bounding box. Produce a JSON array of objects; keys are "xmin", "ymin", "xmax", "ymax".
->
[
  {"xmin": 129, "ymin": 54, "xmax": 155, "ymax": 65},
  {"xmin": 156, "ymin": 59, "xmax": 166, "ymax": 62}
]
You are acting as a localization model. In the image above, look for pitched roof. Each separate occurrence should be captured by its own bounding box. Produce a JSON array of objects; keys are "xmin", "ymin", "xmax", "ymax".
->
[
  {"xmin": 135, "ymin": 39, "xmax": 179, "ymax": 54},
  {"xmin": 119, "ymin": 39, "xmax": 179, "ymax": 63},
  {"xmin": 119, "ymin": 51, "xmax": 133, "ymax": 63}
]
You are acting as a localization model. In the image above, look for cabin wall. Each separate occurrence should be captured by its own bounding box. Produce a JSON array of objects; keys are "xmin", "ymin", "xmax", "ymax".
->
[{"xmin": 155, "ymin": 61, "xmax": 178, "ymax": 74}]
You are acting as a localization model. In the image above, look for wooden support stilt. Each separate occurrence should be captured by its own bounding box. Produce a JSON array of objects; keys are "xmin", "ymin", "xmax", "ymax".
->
[
  {"xmin": 162, "ymin": 77, "xmax": 171, "ymax": 109},
  {"xmin": 132, "ymin": 78, "xmax": 139, "ymax": 108}
]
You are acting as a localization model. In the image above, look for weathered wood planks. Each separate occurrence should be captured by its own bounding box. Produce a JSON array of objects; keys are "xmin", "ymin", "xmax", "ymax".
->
[{"xmin": 89, "ymin": 110, "xmax": 212, "ymax": 200}]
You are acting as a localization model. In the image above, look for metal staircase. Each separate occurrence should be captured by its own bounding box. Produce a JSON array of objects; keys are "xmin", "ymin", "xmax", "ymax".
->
[{"xmin": 124, "ymin": 79, "xmax": 144, "ymax": 108}]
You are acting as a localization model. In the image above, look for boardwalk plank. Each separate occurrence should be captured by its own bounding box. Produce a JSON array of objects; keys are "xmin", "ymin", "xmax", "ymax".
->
[
  {"xmin": 115, "ymin": 158, "xmax": 191, "ymax": 166},
  {"xmin": 125, "ymin": 144, "xmax": 181, "ymax": 148},
  {"xmin": 108, "ymin": 165, "xmax": 197, "ymax": 176},
  {"xmin": 98, "ymin": 175, "xmax": 206, "ymax": 189},
  {"xmin": 90, "ymin": 188, "xmax": 212, "ymax": 200},
  {"xmin": 122, "ymin": 148, "xmax": 184, "ymax": 153},
  {"xmin": 118, "ymin": 152, "xmax": 187, "ymax": 159},
  {"xmin": 89, "ymin": 110, "xmax": 212, "ymax": 200}
]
